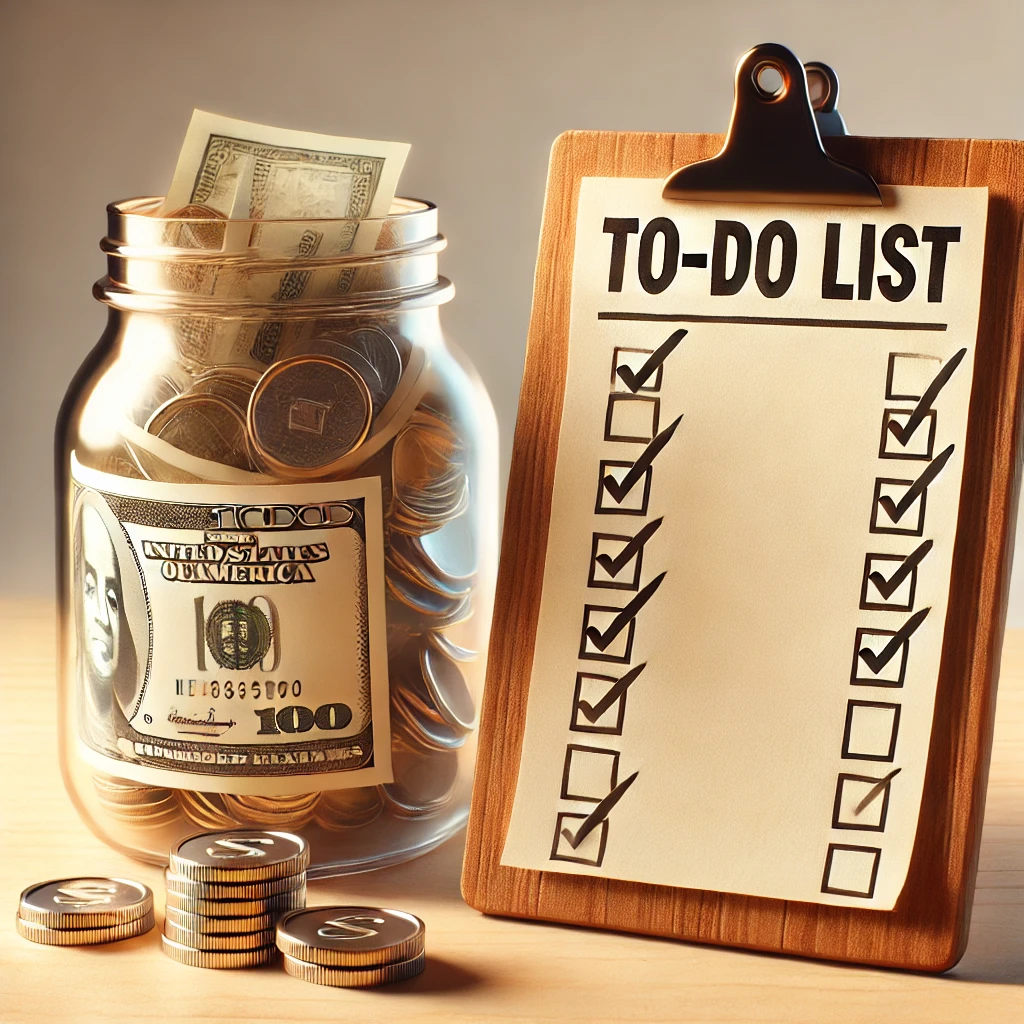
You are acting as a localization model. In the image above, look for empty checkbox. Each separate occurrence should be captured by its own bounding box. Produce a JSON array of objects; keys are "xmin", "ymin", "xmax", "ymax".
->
[
  {"xmin": 560, "ymin": 744, "xmax": 620, "ymax": 802},
  {"xmin": 821, "ymin": 843, "xmax": 882, "ymax": 898},
  {"xmin": 886, "ymin": 352, "xmax": 942, "ymax": 401},
  {"xmin": 604, "ymin": 394, "xmax": 660, "ymax": 444},
  {"xmin": 842, "ymin": 700, "xmax": 901, "ymax": 762}
]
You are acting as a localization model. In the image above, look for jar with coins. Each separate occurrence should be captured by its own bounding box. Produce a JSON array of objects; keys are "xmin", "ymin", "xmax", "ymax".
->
[{"xmin": 56, "ymin": 197, "xmax": 498, "ymax": 874}]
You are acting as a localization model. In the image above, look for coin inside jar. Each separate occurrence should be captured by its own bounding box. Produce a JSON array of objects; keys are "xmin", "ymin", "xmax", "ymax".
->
[
  {"xmin": 248, "ymin": 355, "xmax": 372, "ymax": 474},
  {"xmin": 146, "ymin": 392, "xmax": 253, "ymax": 471},
  {"xmin": 419, "ymin": 645, "xmax": 476, "ymax": 731},
  {"xmin": 344, "ymin": 325, "xmax": 403, "ymax": 398}
]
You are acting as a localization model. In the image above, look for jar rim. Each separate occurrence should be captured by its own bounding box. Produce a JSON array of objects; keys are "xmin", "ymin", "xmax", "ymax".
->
[{"xmin": 108, "ymin": 195, "xmax": 436, "ymax": 227}]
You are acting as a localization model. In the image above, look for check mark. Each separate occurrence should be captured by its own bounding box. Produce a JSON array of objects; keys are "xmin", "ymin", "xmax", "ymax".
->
[
  {"xmin": 594, "ymin": 519, "xmax": 663, "ymax": 578},
  {"xmin": 576, "ymin": 663, "xmax": 647, "ymax": 722},
  {"xmin": 585, "ymin": 574, "xmax": 666, "ymax": 652},
  {"xmin": 857, "ymin": 608, "xmax": 931, "ymax": 674},
  {"xmin": 616, "ymin": 330, "xmax": 686, "ymax": 392},
  {"xmin": 559, "ymin": 770, "xmax": 639, "ymax": 850},
  {"xmin": 877, "ymin": 445, "xmax": 955, "ymax": 523},
  {"xmin": 854, "ymin": 768, "xmax": 902, "ymax": 815},
  {"xmin": 601, "ymin": 417, "xmax": 682, "ymax": 504},
  {"xmin": 887, "ymin": 347, "xmax": 967, "ymax": 445},
  {"xmin": 867, "ymin": 539, "xmax": 933, "ymax": 599}
]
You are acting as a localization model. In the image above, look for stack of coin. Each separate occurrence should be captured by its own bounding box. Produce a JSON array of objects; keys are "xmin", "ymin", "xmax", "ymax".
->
[
  {"xmin": 92, "ymin": 773, "xmax": 182, "ymax": 829},
  {"xmin": 16, "ymin": 877, "xmax": 154, "ymax": 946},
  {"xmin": 161, "ymin": 829, "xmax": 308, "ymax": 969},
  {"xmin": 276, "ymin": 906, "xmax": 425, "ymax": 987}
]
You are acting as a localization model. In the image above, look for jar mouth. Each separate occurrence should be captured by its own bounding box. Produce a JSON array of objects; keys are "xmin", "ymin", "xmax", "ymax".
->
[
  {"xmin": 109, "ymin": 195, "xmax": 437, "ymax": 229},
  {"xmin": 98, "ymin": 195, "xmax": 453, "ymax": 315}
]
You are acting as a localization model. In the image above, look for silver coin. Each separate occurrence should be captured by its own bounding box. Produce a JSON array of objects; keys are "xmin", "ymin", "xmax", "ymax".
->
[
  {"xmin": 419, "ymin": 645, "xmax": 476, "ymax": 732},
  {"xmin": 276, "ymin": 906, "xmax": 424, "ymax": 968},
  {"xmin": 426, "ymin": 630, "xmax": 479, "ymax": 663},
  {"xmin": 170, "ymin": 829, "xmax": 309, "ymax": 882},
  {"xmin": 344, "ymin": 326, "xmax": 403, "ymax": 399},
  {"xmin": 418, "ymin": 516, "xmax": 477, "ymax": 582}
]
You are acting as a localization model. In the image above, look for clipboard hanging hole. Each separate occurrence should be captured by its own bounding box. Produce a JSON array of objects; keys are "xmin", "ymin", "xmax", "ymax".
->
[{"xmin": 752, "ymin": 61, "xmax": 787, "ymax": 102}]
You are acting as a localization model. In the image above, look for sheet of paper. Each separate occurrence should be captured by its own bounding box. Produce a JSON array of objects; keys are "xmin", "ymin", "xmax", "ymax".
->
[{"xmin": 501, "ymin": 180, "xmax": 988, "ymax": 909}]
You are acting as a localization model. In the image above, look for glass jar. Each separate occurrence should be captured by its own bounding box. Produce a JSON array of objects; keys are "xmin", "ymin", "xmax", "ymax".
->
[{"xmin": 55, "ymin": 197, "xmax": 498, "ymax": 875}]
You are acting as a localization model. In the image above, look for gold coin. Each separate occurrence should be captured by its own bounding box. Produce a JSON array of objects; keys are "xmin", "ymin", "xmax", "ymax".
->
[
  {"xmin": 160, "ymin": 932, "xmax": 277, "ymax": 969},
  {"xmin": 92, "ymin": 775, "xmax": 172, "ymax": 806},
  {"xmin": 282, "ymin": 951, "xmax": 425, "ymax": 987},
  {"xmin": 219, "ymin": 793, "xmax": 320, "ymax": 829},
  {"xmin": 176, "ymin": 791, "xmax": 238, "ymax": 830},
  {"xmin": 275, "ymin": 906, "xmax": 424, "ymax": 968},
  {"xmin": 313, "ymin": 787, "xmax": 384, "ymax": 831},
  {"xmin": 16, "ymin": 910, "xmax": 154, "ymax": 946},
  {"xmin": 146, "ymin": 393, "xmax": 253, "ymax": 471},
  {"xmin": 164, "ymin": 906, "xmax": 274, "ymax": 934},
  {"xmin": 248, "ymin": 355, "xmax": 373, "ymax": 475},
  {"xmin": 163, "ymin": 204, "xmax": 228, "ymax": 250},
  {"xmin": 163, "ymin": 885, "xmax": 306, "ymax": 918},
  {"xmin": 165, "ymin": 869, "xmax": 306, "ymax": 900},
  {"xmin": 163, "ymin": 920, "xmax": 277, "ymax": 951},
  {"xmin": 18, "ymin": 877, "xmax": 153, "ymax": 930},
  {"xmin": 169, "ymin": 829, "xmax": 309, "ymax": 883}
]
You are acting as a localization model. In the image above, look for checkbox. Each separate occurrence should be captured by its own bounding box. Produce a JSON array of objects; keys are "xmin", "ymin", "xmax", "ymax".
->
[
  {"xmin": 550, "ymin": 811, "xmax": 608, "ymax": 866},
  {"xmin": 821, "ymin": 843, "xmax": 882, "ymax": 898},
  {"xmin": 604, "ymin": 393, "xmax": 660, "ymax": 444},
  {"xmin": 560, "ymin": 744, "xmax": 620, "ymax": 802},
  {"xmin": 870, "ymin": 477, "xmax": 927, "ymax": 536},
  {"xmin": 886, "ymin": 352, "xmax": 942, "ymax": 401},
  {"xmin": 579, "ymin": 604, "xmax": 635, "ymax": 663},
  {"xmin": 859, "ymin": 551, "xmax": 921, "ymax": 612},
  {"xmin": 571, "ymin": 672, "xmax": 629, "ymax": 734},
  {"xmin": 850, "ymin": 627, "xmax": 909, "ymax": 687},
  {"xmin": 831, "ymin": 770, "xmax": 898, "ymax": 831},
  {"xmin": 842, "ymin": 700, "xmax": 901, "ymax": 762},
  {"xmin": 589, "ymin": 532, "xmax": 644, "ymax": 591},
  {"xmin": 878, "ymin": 408, "xmax": 937, "ymax": 461},
  {"xmin": 612, "ymin": 347, "xmax": 663, "ymax": 394},
  {"xmin": 595, "ymin": 460, "xmax": 652, "ymax": 516}
]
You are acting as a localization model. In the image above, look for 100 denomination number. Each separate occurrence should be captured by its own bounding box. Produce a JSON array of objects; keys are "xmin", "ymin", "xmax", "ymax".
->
[{"xmin": 254, "ymin": 702, "xmax": 353, "ymax": 735}]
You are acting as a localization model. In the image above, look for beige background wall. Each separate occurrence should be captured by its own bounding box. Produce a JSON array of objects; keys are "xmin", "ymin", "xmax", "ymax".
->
[{"xmin": 3, "ymin": 0, "xmax": 1024, "ymax": 619}]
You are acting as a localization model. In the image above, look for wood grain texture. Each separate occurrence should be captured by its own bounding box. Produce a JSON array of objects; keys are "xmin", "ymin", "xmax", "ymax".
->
[
  {"xmin": 462, "ymin": 132, "xmax": 1024, "ymax": 971},
  {"xmin": 1, "ymin": 598, "xmax": 1022, "ymax": 1023}
]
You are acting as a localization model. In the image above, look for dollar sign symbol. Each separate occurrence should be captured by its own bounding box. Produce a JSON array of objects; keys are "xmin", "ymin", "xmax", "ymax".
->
[
  {"xmin": 54, "ymin": 882, "xmax": 118, "ymax": 907},
  {"xmin": 317, "ymin": 915, "xmax": 386, "ymax": 940}
]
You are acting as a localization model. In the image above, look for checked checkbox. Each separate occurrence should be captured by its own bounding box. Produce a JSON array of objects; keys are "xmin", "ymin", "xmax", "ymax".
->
[
  {"xmin": 579, "ymin": 573, "xmax": 665, "ymax": 663},
  {"xmin": 851, "ymin": 608, "xmax": 929, "ymax": 687},
  {"xmin": 831, "ymin": 768, "xmax": 901, "ymax": 832},
  {"xmin": 859, "ymin": 540, "xmax": 932, "ymax": 612},
  {"xmin": 570, "ymin": 664, "xmax": 646, "ymax": 735},
  {"xmin": 878, "ymin": 408, "xmax": 937, "ymax": 460},
  {"xmin": 596, "ymin": 460, "xmax": 653, "ymax": 515},
  {"xmin": 550, "ymin": 811, "xmax": 608, "ymax": 865},
  {"xmin": 870, "ymin": 445, "xmax": 954, "ymax": 538},
  {"xmin": 588, "ymin": 519, "xmax": 662, "ymax": 591}
]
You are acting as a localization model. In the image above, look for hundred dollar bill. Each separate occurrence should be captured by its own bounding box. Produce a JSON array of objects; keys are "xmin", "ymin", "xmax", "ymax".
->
[{"xmin": 160, "ymin": 110, "xmax": 410, "ymax": 367}]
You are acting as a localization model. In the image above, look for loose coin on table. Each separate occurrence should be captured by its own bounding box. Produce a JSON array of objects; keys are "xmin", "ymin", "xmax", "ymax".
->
[
  {"xmin": 160, "ymin": 932, "xmax": 277, "ymax": 969},
  {"xmin": 277, "ymin": 906, "xmax": 425, "ymax": 986},
  {"xmin": 248, "ymin": 354, "xmax": 373, "ymax": 475},
  {"xmin": 18, "ymin": 876, "xmax": 153, "ymax": 928}
]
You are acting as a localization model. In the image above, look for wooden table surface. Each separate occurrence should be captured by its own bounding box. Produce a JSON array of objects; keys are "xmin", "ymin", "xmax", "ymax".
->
[{"xmin": 1, "ymin": 599, "xmax": 1021, "ymax": 1023}]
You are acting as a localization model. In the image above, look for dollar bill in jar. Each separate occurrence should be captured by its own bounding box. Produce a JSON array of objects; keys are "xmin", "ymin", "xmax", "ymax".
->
[{"xmin": 70, "ymin": 454, "xmax": 392, "ymax": 795}]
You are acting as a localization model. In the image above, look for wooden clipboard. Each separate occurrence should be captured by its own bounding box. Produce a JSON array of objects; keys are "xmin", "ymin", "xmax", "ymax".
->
[{"xmin": 462, "ymin": 43, "xmax": 1024, "ymax": 971}]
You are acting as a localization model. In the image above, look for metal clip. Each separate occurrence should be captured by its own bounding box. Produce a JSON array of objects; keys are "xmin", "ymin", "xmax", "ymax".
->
[{"xmin": 662, "ymin": 42, "xmax": 880, "ymax": 206}]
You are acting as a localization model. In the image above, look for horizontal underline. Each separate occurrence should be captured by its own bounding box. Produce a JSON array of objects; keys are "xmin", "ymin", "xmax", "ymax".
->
[{"xmin": 597, "ymin": 312, "xmax": 948, "ymax": 331}]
